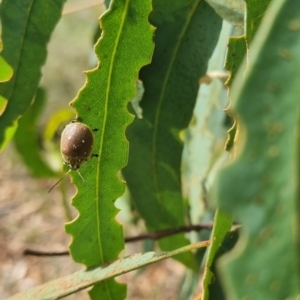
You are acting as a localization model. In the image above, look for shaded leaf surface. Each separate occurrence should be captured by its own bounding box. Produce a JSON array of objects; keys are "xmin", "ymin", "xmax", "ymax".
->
[
  {"xmin": 213, "ymin": 0, "xmax": 300, "ymax": 298},
  {"xmin": 205, "ymin": 0, "xmax": 245, "ymax": 27},
  {"xmin": 65, "ymin": 0, "xmax": 154, "ymax": 298},
  {"xmin": 14, "ymin": 88, "xmax": 55, "ymax": 178},
  {"xmin": 245, "ymin": 0, "xmax": 272, "ymax": 43},
  {"xmin": 224, "ymin": 0, "xmax": 271, "ymax": 150},
  {"xmin": 225, "ymin": 37, "xmax": 247, "ymax": 87},
  {"xmin": 123, "ymin": 0, "xmax": 222, "ymax": 268},
  {"xmin": 0, "ymin": 0, "xmax": 66, "ymax": 145}
]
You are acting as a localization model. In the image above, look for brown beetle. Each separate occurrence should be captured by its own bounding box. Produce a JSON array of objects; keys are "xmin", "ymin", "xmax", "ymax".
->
[
  {"xmin": 48, "ymin": 122, "xmax": 95, "ymax": 192},
  {"xmin": 60, "ymin": 122, "xmax": 94, "ymax": 170}
]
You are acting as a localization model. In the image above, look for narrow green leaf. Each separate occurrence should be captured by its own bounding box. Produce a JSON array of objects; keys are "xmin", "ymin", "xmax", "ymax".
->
[
  {"xmin": 213, "ymin": 0, "xmax": 300, "ymax": 298},
  {"xmin": 65, "ymin": 0, "xmax": 154, "ymax": 298},
  {"xmin": 14, "ymin": 88, "xmax": 55, "ymax": 178},
  {"xmin": 225, "ymin": 37, "xmax": 247, "ymax": 87},
  {"xmin": 206, "ymin": 229, "xmax": 239, "ymax": 299},
  {"xmin": 8, "ymin": 241, "xmax": 210, "ymax": 300},
  {"xmin": 123, "ymin": 0, "xmax": 222, "ymax": 269},
  {"xmin": 225, "ymin": 0, "xmax": 272, "ymax": 86},
  {"xmin": 224, "ymin": 0, "xmax": 271, "ymax": 150},
  {"xmin": 223, "ymin": 36, "xmax": 246, "ymax": 151},
  {"xmin": 0, "ymin": 0, "xmax": 66, "ymax": 146},
  {"xmin": 201, "ymin": 210, "xmax": 233, "ymax": 299}
]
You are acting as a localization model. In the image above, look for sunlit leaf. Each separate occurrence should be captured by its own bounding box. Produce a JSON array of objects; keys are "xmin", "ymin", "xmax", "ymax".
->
[
  {"xmin": 0, "ymin": 55, "xmax": 13, "ymax": 82},
  {"xmin": 65, "ymin": 0, "xmax": 154, "ymax": 298}
]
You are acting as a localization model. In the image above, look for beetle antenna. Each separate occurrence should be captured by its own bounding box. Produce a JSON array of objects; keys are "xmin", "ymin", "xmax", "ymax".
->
[{"xmin": 48, "ymin": 169, "xmax": 72, "ymax": 193}]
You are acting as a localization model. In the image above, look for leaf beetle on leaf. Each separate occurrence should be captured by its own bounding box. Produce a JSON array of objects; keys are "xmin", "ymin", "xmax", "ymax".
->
[
  {"xmin": 60, "ymin": 122, "xmax": 94, "ymax": 170},
  {"xmin": 48, "ymin": 121, "xmax": 97, "ymax": 192}
]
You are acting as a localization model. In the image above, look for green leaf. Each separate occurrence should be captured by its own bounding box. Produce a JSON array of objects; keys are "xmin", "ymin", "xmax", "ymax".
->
[
  {"xmin": 206, "ymin": 229, "xmax": 239, "ymax": 299},
  {"xmin": 8, "ymin": 241, "xmax": 210, "ymax": 300},
  {"xmin": 201, "ymin": 210, "xmax": 233, "ymax": 300},
  {"xmin": 65, "ymin": 0, "xmax": 154, "ymax": 298},
  {"xmin": 0, "ymin": 0, "xmax": 66, "ymax": 146},
  {"xmin": 245, "ymin": 0, "xmax": 272, "ymax": 43},
  {"xmin": 223, "ymin": 36, "xmax": 246, "ymax": 151},
  {"xmin": 0, "ymin": 55, "xmax": 13, "ymax": 82},
  {"xmin": 123, "ymin": 0, "xmax": 222, "ymax": 269},
  {"xmin": 225, "ymin": 0, "xmax": 272, "ymax": 83},
  {"xmin": 14, "ymin": 88, "xmax": 55, "ymax": 178},
  {"xmin": 225, "ymin": 37, "xmax": 247, "ymax": 87},
  {"xmin": 224, "ymin": 0, "xmax": 271, "ymax": 150},
  {"xmin": 0, "ymin": 119, "xmax": 18, "ymax": 152},
  {"xmin": 213, "ymin": 0, "xmax": 300, "ymax": 298}
]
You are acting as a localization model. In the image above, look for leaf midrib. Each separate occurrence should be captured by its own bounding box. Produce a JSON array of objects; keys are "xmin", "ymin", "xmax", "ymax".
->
[{"xmin": 95, "ymin": 0, "xmax": 130, "ymax": 297}]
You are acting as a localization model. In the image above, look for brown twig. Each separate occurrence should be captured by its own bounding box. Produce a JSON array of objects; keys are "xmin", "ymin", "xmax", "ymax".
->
[
  {"xmin": 124, "ymin": 223, "xmax": 214, "ymax": 242},
  {"xmin": 23, "ymin": 249, "xmax": 69, "ymax": 256},
  {"xmin": 23, "ymin": 223, "xmax": 214, "ymax": 257}
]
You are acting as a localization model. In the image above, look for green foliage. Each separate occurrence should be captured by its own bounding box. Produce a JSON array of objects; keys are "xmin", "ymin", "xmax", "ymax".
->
[
  {"xmin": 224, "ymin": 0, "xmax": 271, "ymax": 151},
  {"xmin": 225, "ymin": 37, "xmax": 247, "ymax": 86},
  {"xmin": 2, "ymin": 0, "xmax": 300, "ymax": 299},
  {"xmin": 0, "ymin": 0, "xmax": 66, "ymax": 146},
  {"xmin": 206, "ymin": 229, "xmax": 239, "ymax": 300},
  {"xmin": 245, "ymin": 0, "xmax": 272, "ymax": 43},
  {"xmin": 213, "ymin": 0, "xmax": 300, "ymax": 298},
  {"xmin": 0, "ymin": 55, "xmax": 13, "ymax": 82},
  {"xmin": 14, "ymin": 88, "xmax": 56, "ymax": 177},
  {"xmin": 201, "ymin": 210, "xmax": 233, "ymax": 299},
  {"xmin": 65, "ymin": 0, "xmax": 154, "ymax": 298},
  {"xmin": 123, "ymin": 0, "xmax": 222, "ymax": 268}
]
